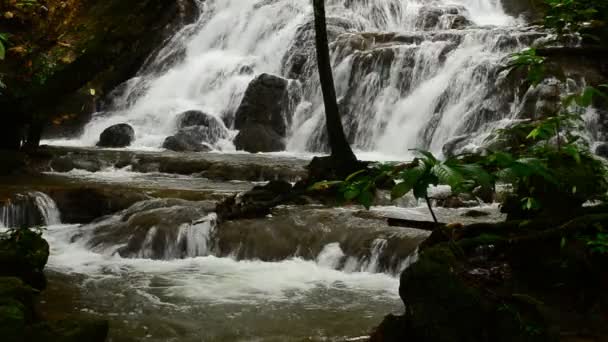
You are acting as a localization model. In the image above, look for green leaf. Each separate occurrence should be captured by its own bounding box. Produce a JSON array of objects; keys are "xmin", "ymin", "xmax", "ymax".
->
[
  {"xmin": 431, "ymin": 163, "xmax": 464, "ymax": 189},
  {"xmin": 344, "ymin": 188, "xmax": 361, "ymax": 200},
  {"xmin": 357, "ymin": 190, "xmax": 374, "ymax": 210},
  {"xmin": 345, "ymin": 169, "xmax": 367, "ymax": 182},
  {"xmin": 0, "ymin": 41, "xmax": 5, "ymax": 61},
  {"xmin": 391, "ymin": 181, "xmax": 413, "ymax": 200}
]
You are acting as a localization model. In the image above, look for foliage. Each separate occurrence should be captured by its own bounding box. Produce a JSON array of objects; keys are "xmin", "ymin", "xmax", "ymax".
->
[
  {"xmin": 584, "ymin": 232, "xmax": 608, "ymax": 254},
  {"xmin": 504, "ymin": 48, "xmax": 547, "ymax": 86},
  {"xmin": 0, "ymin": 33, "xmax": 8, "ymax": 61},
  {"xmin": 311, "ymin": 151, "xmax": 493, "ymax": 222},
  {"xmin": 543, "ymin": 0, "xmax": 608, "ymax": 42}
]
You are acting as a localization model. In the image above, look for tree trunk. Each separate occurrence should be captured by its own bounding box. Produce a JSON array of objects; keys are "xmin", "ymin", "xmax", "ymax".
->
[{"xmin": 312, "ymin": 0, "xmax": 357, "ymax": 165}]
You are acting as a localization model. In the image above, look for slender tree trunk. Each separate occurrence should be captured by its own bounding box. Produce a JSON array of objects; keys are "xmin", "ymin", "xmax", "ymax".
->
[
  {"xmin": 425, "ymin": 195, "xmax": 438, "ymax": 223},
  {"xmin": 312, "ymin": 0, "xmax": 357, "ymax": 165}
]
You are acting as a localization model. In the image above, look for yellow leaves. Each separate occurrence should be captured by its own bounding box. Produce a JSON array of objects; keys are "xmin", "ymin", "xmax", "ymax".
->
[
  {"xmin": 9, "ymin": 45, "xmax": 28, "ymax": 56},
  {"xmin": 4, "ymin": 11, "xmax": 14, "ymax": 19},
  {"xmin": 52, "ymin": 113, "xmax": 76, "ymax": 126},
  {"xmin": 89, "ymin": 88, "xmax": 95, "ymax": 96}
]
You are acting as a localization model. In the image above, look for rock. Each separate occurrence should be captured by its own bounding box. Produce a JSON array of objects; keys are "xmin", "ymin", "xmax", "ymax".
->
[
  {"xmin": 500, "ymin": 0, "xmax": 546, "ymax": 22},
  {"xmin": 175, "ymin": 110, "xmax": 229, "ymax": 143},
  {"xmin": 50, "ymin": 155, "xmax": 103, "ymax": 172},
  {"xmin": 49, "ymin": 187, "xmax": 148, "ymax": 224},
  {"xmin": 0, "ymin": 229, "xmax": 49, "ymax": 290},
  {"xmin": 86, "ymin": 199, "xmax": 214, "ymax": 259},
  {"xmin": 234, "ymin": 73, "xmax": 290, "ymax": 135},
  {"xmin": 234, "ymin": 123, "xmax": 285, "ymax": 153},
  {"xmin": 461, "ymin": 210, "xmax": 490, "ymax": 218},
  {"xmin": 96, "ymin": 124, "xmax": 135, "ymax": 148},
  {"xmin": 162, "ymin": 126, "xmax": 213, "ymax": 152},
  {"xmin": 595, "ymin": 143, "xmax": 608, "ymax": 158}
]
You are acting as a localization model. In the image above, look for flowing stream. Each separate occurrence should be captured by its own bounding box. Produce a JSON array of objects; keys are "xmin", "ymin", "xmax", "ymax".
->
[
  {"xmin": 25, "ymin": 0, "xmax": 533, "ymax": 340},
  {"xmin": 45, "ymin": 0, "xmax": 548, "ymax": 159}
]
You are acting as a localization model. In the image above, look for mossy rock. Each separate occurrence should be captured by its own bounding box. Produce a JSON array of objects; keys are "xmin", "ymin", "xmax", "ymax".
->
[
  {"xmin": 0, "ymin": 230, "xmax": 50, "ymax": 290},
  {"xmin": 0, "ymin": 301, "xmax": 27, "ymax": 342}
]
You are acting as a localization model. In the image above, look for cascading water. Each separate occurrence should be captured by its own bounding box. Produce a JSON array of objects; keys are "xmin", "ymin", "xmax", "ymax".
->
[
  {"xmin": 0, "ymin": 192, "xmax": 61, "ymax": 228},
  {"xmin": 60, "ymin": 0, "xmax": 545, "ymax": 159}
]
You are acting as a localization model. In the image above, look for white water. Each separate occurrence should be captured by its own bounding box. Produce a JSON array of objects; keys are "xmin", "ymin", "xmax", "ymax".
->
[
  {"xmin": 42, "ymin": 223, "xmax": 401, "ymax": 340},
  {"xmin": 46, "ymin": 0, "xmax": 545, "ymax": 159}
]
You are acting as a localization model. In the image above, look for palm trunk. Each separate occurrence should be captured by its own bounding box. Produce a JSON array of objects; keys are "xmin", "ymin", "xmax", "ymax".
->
[{"xmin": 312, "ymin": 0, "xmax": 357, "ymax": 165}]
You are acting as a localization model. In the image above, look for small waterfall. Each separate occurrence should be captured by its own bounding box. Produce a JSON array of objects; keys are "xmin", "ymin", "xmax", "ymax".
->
[
  {"xmin": 32, "ymin": 192, "xmax": 62, "ymax": 225},
  {"xmin": 122, "ymin": 213, "xmax": 218, "ymax": 260},
  {"xmin": 0, "ymin": 192, "xmax": 61, "ymax": 228},
  {"xmin": 316, "ymin": 239, "xmax": 417, "ymax": 275}
]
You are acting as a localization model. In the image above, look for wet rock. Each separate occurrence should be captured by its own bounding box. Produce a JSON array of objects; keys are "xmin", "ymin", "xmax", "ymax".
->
[
  {"xmin": 96, "ymin": 124, "xmax": 135, "ymax": 148},
  {"xmin": 49, "ymin": 187, "xmax": 148, "ymax": 224},
  {"xmin": 0, "ymin": 193, "xmax": 46, "ymax": 229},
  {"xmin": 500, "ymin": 0, "xmax": 546, "ymax": 22},
  {"xmin": 234, "ymin": 123, "xmax": 285, "ymax": 153},
  {"xmin": 216, "ymin": 206, "xmax": 428, "ymax": 271},
  {"xmin": 596, "ymin": 143, "xmax": 608, "ymax": 158},
  {"xmin": 50, "ymin": 155, "xmax": 103, "ymax": 172},
  {"xmin": 233, "ymin": 73, "xmax": 293, "ymax": 152},
  {"xmin": 86, "ymin": 199, "xmax": 214, "ymax": 260},
  {"xmin": 235, "ymin": 73, "xmax": 289, "ymax": 128},
  {"xmin": 462, "ymin": 210, "xmax": 490, "ymax": 218},
  {"xmin": 162, "ymin": 126, "xmax": 213, "ymax": 152},
  {"xmin": 282, "ymin": 16, "xmax": 355, "ymax": 80},
  {"xmin": 0, "ymin": 229, "xmax": 49, "ymax": 290},
  {"xmin": 174, "ymin": 110, "xmax": 229, "ymax": 145}
]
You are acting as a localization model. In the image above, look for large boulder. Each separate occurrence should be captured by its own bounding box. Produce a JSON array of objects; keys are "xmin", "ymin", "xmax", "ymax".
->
[
  {"xmin": 96, "ymin": 123, "xmax": 135, "ymax": 148},
  {"xmin": 162, "ymin": 126, "xmax": 213, "ymax": 152},
  {"xmin": 234, "ymin": 123, "xmax": 285, "ymax": 153},
  {"xmin": 233, "ymin": 73, "xmax": 291, "ymax": 152},
  {"xmin": 234, "ymin": 74, "xmax": 289, "ymax": 135}
]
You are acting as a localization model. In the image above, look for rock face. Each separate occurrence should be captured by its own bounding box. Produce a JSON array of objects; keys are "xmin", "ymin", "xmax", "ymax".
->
[
  {"xmin": 163, "ymin": 110, "xmax": 228, "ymax": 152},
  {"xmin": 234, "ymin": 74, "xmax": 290, "ymax": 152},
  {"xmin": 97, "ymin": 123, "xmax": 135, "ymax": 147}
]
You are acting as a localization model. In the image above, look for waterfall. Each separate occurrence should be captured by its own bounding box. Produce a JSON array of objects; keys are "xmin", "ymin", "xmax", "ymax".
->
[
  {"xmin": 0, "ymin": 192, "xmax": 61, "ymax": 228},
  {"xmin": 62, "ymin": 0, "xmax": 543, "ymax": 158}
]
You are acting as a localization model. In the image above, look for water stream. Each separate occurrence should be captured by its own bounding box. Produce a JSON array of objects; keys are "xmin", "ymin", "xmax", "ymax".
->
[{"xmin": 26, "ymin": 0, "xmax": 533, "ymax": 339}]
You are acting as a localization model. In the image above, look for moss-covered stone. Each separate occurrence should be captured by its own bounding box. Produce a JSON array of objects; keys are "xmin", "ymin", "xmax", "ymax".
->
[
  {"xmin": 372, "ymin": 212, "xmax": 608, "ymax": 341},
  {"xmin": 0, "ymin": 229, "xmax": 49, "ymax": 290}
]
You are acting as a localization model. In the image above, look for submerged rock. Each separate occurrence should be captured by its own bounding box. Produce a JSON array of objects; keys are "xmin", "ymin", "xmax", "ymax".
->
[
  {"xmin": 162, "ymin": 126, "xmax": 213, "ymax": 152},
  {"xmin": 96, "ymin": 124, "xmax": 135, "ymax": 148}
]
